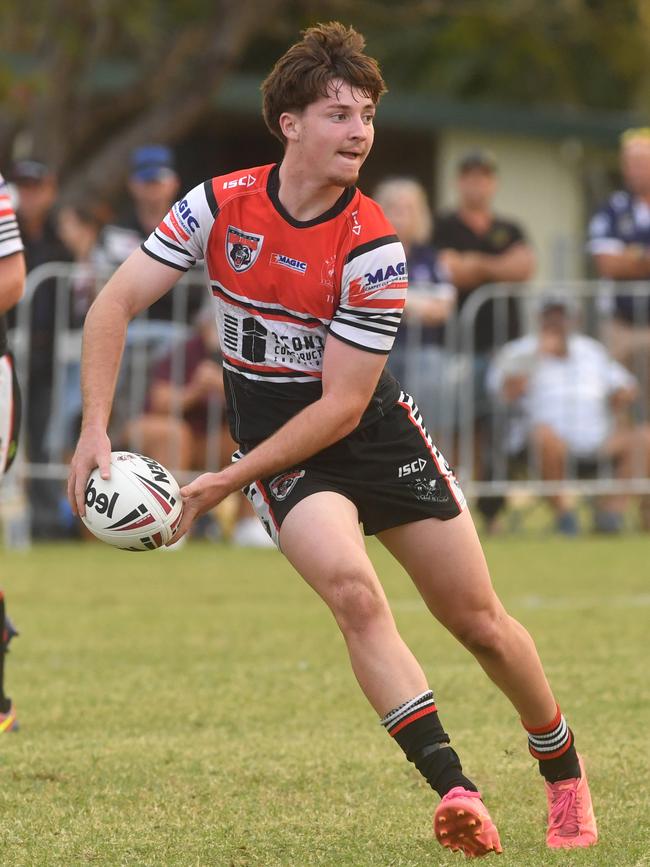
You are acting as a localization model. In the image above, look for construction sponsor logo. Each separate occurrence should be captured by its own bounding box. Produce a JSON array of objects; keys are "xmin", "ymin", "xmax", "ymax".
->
[
  {"xmin": 222, "ymin": 174, "xmax": 256, "ymax": 190},
  {"xmin": 269, "ymin": 469, "xmax": 306, "ymax": 501},
  {"xmin": 226, "ymin": 225, "xmax": 264, "ymax": 272},
  {"xmin": 270, "ymin": 252, "xmax": 308, "ymax": 274}
]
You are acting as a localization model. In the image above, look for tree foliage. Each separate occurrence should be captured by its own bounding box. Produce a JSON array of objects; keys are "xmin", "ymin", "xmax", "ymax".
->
[
  {"xmin": 1, "ymin": 0, "xmax": 650, "ymax": 202},
  {"xmin": 0, "ymin": 0, "xmax": 290, "ymax": 201}
]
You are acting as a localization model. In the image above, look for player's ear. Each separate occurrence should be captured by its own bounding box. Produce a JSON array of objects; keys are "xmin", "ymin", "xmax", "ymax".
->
[{"xmin": 279, "ymin": 111, "xmax": 301, "ymax": 143}]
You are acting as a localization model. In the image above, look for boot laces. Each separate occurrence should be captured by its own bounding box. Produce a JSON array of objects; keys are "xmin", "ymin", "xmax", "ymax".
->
[{"xmin": 549, "ymin": 784, "xmax": 579, "ymax": 836}]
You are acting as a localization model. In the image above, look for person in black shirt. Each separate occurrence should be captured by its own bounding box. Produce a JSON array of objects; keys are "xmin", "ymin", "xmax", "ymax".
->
[
  {"xmin": 11, "ymin": 160, "xmax": 72, "ymax": 538},
  {"xmin": 434, "ymin": 149, "xmax": 536, "ymax": 530}
]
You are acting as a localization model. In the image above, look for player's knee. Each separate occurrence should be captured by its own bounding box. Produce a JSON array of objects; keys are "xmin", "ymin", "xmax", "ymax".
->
[
  {"xmin": 328, "ymin": 570, "xmax": 387, "ymax": 635},
  {"xmin": 452, "ymin": 608, "xmax": 506, "ymax": 657}
]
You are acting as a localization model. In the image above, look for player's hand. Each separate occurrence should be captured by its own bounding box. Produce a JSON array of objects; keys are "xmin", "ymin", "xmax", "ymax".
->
[
  {"xmin": 167, "ymin": 471, "xmax": 231, "ymax": 545},
  {"xmin": 68, "ymin": 426, "xmax": 112, "ymax": 518}
]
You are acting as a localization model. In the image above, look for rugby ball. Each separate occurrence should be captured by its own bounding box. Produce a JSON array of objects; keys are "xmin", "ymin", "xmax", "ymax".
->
[{"xmin": 81, "ymin": 451, "xmax": 183, "ymax": 551}]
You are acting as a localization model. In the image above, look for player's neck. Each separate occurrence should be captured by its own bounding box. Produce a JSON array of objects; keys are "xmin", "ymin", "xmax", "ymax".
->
[{"xmin": 277, "ymin": 161, "xmax": 347, "ymax": 222}]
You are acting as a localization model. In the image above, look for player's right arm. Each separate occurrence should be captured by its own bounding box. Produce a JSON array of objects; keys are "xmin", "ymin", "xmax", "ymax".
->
[{"xmin": 68, "ymin": 249, "xmax": 185, "ymax": 516}]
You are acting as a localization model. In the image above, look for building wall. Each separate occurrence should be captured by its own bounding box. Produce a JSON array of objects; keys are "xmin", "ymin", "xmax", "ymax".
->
[{"xmin": 436, "ymin": 130, "xmax": 587, "ymax": 282}]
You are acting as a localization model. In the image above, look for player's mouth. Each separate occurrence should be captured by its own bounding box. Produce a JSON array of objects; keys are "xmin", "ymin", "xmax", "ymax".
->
[{"xmin": 338, "ymin": 150, "xmax": 364, "ymax": 162}]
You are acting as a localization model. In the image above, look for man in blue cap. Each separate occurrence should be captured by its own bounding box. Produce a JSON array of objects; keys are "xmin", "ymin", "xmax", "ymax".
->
[{"xmin": 102, "ymin": 145, "xmax": 181, "ymax": 274}]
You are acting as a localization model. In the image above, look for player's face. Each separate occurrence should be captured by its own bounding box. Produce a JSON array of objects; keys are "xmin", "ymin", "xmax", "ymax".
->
[
  {"xmin": 622, "ymin": 142, "xmax": 650, "ymax": 196},
  {"xmin": 288, "ymin": 80, "xmax": 376, "ymax": 187}
]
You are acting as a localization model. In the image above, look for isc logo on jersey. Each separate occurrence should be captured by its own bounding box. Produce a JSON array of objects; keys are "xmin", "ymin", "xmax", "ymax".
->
[
  {"xmin": 270, "ymin": 253, "xmax": 308, "ymax": 274},
  {"xmin": 349, "ymin": 261, "xmax": 407, "ymax": 297},
  {"xmin": 222, "ymin": 174, "xmax": 256, "ymax": 190}
]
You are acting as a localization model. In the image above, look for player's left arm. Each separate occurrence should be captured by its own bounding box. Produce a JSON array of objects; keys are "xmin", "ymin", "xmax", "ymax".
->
[{"xmin": 171, "ymin": 335, "xmax": 387, "ymax": 542}]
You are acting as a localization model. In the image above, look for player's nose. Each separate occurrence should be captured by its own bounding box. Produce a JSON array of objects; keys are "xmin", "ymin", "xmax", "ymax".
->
[{"xmin": 348, "ymin": 113, "xmax": 369, "ymax": 140}]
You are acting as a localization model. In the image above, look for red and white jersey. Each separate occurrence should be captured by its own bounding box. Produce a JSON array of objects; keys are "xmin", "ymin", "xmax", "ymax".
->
[
  {"xmin": 0, "ymin": 173, "xmax": 22, "ymax": 261},
  {"xmin": 142, "ymin": 163, "xmax": 407, "ymax": 443},
  {"xmin": 0, "ymin": 172, "xmax": 24, "ymax": 356}
]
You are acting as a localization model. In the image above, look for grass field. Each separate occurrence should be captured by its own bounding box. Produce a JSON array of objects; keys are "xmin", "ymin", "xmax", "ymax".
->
[{"xmin": 1, "ymin": 535, "xmax": 649, "ymax": 866}]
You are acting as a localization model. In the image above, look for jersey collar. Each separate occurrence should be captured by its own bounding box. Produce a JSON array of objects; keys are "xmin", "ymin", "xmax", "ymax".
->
[{"xmin": 266, "ymin": 163, "xmax": 356, "ymax": 229}]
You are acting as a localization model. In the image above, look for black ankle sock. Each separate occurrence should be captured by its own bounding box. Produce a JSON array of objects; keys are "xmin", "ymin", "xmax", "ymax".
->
[
  {"xmin": 539, "ymin": 745, "xmax": 581, "ymax": 783},
  {"xmin": 381, "ymin": 690, "xmax": 478, "ymax": 797},
  {"xmin": 523, "ymin": 705, "xmax": 581, "ymax": 782}
]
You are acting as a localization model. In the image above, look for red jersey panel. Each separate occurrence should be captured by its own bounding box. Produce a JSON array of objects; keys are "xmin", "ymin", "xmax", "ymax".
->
[
  {"xmin": 142, "ymin": 163, "xmax": 407, "ymax": 444},
  {"xmin": 0, "ymin": 171, "xmax": 24, "ymax": 356}
]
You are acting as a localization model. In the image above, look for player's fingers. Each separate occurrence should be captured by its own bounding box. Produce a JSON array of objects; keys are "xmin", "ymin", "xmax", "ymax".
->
[
  {"xmin": 167, "ymin": 507, "xmax": 193, "ymax": 546},
  {"xmin": 67, "ymin": 469, "xmax": 78, "ymax": 516},
  {"xmin": 75, "ymin": 475, "xmax": 87, "ymax": 517}
]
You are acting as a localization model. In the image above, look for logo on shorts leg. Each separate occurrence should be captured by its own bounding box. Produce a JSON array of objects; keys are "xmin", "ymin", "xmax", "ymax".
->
[
  {"xmin": 269, "ymin": 470, "xmax": 306, "ymax": 501},
  {"xmin": 409, "ymin": 478, "xmax": 450, "ymax": 504}
]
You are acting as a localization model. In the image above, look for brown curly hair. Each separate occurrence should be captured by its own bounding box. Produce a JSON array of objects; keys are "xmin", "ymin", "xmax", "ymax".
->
[{"xmin": 262, "ymin": 22, "xmax": 387, "ymax": 144}]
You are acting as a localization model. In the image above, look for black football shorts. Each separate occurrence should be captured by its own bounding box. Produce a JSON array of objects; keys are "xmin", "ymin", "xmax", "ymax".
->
[
  {"xmin": 0, "ymin": 352, "xmax": 21, "ymax": 479},
  {"xmin": 234, "ymin": 391, "xmax": 466, "ymax": 549}
]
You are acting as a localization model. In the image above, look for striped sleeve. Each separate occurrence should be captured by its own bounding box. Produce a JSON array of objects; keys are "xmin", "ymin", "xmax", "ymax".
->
[
  {"xmin": 142, "ymin": 179, "xmax": 219, "ymax": 271},
  {"xmin": 0, "ymin": 173, "xmax": 24, "ymax": 259},
  {"xmin": 329, "ymin": 234, "xmax": 407, "ymax": 354}
]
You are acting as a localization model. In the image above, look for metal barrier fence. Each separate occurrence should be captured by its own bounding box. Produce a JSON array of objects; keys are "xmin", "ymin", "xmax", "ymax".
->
[{"xmin": 2, "ymin": 263, "xmax": 650, "ymax": 544}]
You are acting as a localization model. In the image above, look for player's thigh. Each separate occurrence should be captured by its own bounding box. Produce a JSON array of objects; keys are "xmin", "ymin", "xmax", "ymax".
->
[
  {"xmin": 377, "ymin": 509, "xmax": 504, "ymax": 631},
  {"xmin": 280, "ymin": 492, "xmax": 389, "ymax": 615}
]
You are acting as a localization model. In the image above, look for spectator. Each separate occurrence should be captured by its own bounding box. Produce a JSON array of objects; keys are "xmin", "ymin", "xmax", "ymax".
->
[
  {"xmin": 122, "ymin": 308, "xmax": 273, "ymax": 547},
  {"xmin": 487, "ymin": 297, "xmax": 650, "ymax": 534},
  {"xmin": 373, "ymin": 177, "xmax": 457, "ymax": 441},
  {"xmin": 434, "ymin": 148, "xmax": 536, "ymax": 529},
  {"xmin": 588, "ymin": 127, "xmax": 650, "ymax": 370},
  {"xmin": 11, "ymin": 159, "xmax": 72, "ymax": 539},
  {"xmin": 101, "ymin": 144, "xmax": 205, "ymax": 435},
  {"xmin": 47, "ymin": 203, "xmax": 109, "ymax": 463}
]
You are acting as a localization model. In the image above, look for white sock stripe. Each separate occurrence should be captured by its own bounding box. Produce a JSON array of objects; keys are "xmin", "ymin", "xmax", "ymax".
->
[
  {"xmin": 385, "ymin": 698, "xmax": 437, "ymax": 730},
  {"xmin": 381, "ymin": 692, "xmax": 432, "ymax": 727},
  {"xmin": 528, "ymin": 717, "xmax": 567, "ymax": 741},
  {"xmin": 528, "ymin": 719, "xmax": 569, "ymax": 750},
  {"xmin": 380, "ymin": 690, "xmax": 434, "ymax": 727}
]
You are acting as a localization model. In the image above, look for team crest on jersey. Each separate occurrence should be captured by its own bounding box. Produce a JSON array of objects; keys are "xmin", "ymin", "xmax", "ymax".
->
[
  {"xmin": 226, "ymin": 226, "xmax": 264, "ymax": 272},
  {"xmin": 269, "ymin": 470, "xmax": 305, "ymax": 501}
]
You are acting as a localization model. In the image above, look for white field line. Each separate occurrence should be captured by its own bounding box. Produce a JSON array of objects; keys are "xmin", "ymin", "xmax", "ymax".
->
[{"xmin": 391, "ymin": 594, "xmax": 650, "ymax": 612}]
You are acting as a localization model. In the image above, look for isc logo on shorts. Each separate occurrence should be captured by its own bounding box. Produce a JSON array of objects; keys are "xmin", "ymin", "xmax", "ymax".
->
[{"xmin": 398, "ymin": 457, "xmax": 427, "ymax": 478}]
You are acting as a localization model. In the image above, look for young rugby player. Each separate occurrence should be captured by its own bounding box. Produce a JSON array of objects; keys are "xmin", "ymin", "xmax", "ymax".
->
[
  {"xmin": 0, "ymin": 170, "xmax": 26, "ymax": 734},
  {"xmin": 69, "ymin": 23, "xmax": 597, "ymax": 855}
]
